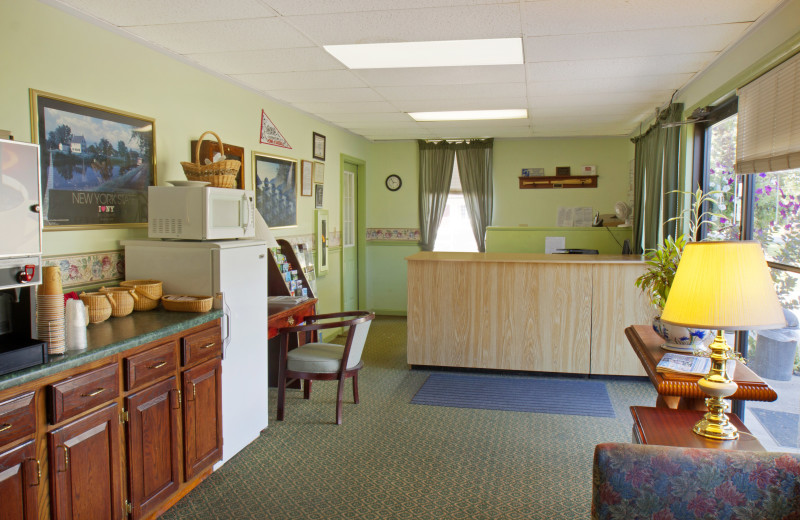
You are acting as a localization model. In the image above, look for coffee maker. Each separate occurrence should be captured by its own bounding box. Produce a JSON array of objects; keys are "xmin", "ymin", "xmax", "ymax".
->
[{"xmin": 0, "ymin": 138, "xmax": 47, "ymax": 375}]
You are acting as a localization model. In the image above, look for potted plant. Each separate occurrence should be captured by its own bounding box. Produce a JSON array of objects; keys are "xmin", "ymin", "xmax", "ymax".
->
[{"xmin": 635, "ymin": 188, "xmax": 724, "ymax": 351}]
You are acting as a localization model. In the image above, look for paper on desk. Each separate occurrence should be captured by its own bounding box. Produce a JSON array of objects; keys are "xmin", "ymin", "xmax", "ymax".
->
[
  {"xmin": 545, "ymin": 236, "xmax": 566, "ymax": 254},
  {"xmin": 573, "ymin": 207, "xmax": 593, "ymax": 227},
  {"xmin": 557, "ymin": 206, "xmax": 593, "ymax": 227}
]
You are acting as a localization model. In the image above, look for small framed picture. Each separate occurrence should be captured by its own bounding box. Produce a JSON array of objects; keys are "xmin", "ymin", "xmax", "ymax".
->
[
  {"xmin": 312, "ymin": 132, "xmax": 326, "ymax": 160},
  {"xmin": 316, "ymin": 209, "xmax": 329, "ymax": 275},
  {"xmin": 522, "ymin": 167, "xmax": 545, "ymax": 177},
  {"xmin": 301, "ymin": 160, "xmax": 313, "ymax": 196},
  {"xmin": 314, "ymin": 184, "xmax": 324, "ymax": 209},
  {"xmin": 313, "ymin": 161, "xmax": 324, "ymax": 184}
]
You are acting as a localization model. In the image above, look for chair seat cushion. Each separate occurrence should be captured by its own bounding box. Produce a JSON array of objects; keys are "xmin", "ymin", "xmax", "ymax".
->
[{"xmin": 287, "ymin": 343, "xmax": 355, "ymax": 373}]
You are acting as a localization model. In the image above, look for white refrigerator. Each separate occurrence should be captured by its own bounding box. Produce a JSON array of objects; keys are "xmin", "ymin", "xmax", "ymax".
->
[{"xmin": 122, "ymin": 239, "xmax": 269, "ymax": 466}]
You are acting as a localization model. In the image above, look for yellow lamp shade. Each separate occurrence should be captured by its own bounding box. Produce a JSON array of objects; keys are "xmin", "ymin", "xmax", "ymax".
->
[{"xmin": 661, "ymin": 241, "xmax": 785, "ymax": 331}]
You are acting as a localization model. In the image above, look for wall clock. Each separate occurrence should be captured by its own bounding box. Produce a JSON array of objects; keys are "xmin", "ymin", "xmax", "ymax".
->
[{"xmin": 385, "ymin": 174, "xmax": 402, "ymax": 191}]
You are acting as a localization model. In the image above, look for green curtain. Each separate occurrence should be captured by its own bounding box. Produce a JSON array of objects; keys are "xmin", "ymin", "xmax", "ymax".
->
[
  {"xmin": 631, "ymin": 103, "xmax": 683, "ymax": 252},
  {"xmin": 418, "ymin": 140, "xmax": 455, "ymax": 251},
  {"xmin": 660, "ymin": 104, "xmax": 683, "ymax": 240},
  {"xmin": 632, "ymin": 136, "xmax": 647, "ymax": 254},
  {"xmin": 455, "ymin": 139, "xmax": 493, "ymax": 252}
]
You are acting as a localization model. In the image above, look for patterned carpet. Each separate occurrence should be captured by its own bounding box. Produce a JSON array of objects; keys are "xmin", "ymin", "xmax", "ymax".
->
[{"xmin": 160, "ymin": 316, "xmax": 657, "ymax": 519}]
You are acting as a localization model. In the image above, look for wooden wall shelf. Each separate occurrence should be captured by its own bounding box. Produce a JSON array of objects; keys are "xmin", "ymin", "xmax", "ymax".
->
[{"xmin": 519, "ymin": 175, "xmax": 598, "ymax": 189}]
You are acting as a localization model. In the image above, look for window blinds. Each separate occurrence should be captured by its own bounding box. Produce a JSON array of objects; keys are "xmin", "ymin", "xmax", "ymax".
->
[{"xmin": 735, "ymin": 51, "xmax": 800, "ymax": 174}]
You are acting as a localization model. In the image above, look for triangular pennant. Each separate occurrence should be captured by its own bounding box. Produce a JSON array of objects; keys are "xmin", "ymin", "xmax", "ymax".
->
[{"xmin": 259, "ymin": 110, "xmax": 292, "ymax": 149}]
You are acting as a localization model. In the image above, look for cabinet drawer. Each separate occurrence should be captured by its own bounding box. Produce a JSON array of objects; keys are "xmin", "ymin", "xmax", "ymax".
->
[
  {"xmin": 48, "ymin": 363, "xmax": 120, "ymax": 424},
  {"xmin": 181, "ymin": 325, "xmax": 222, "ymax": 367},
  {"xmin": 0, "ymin": 391, "xmax": 35, "ymax": 447},
  {"xmin": 124, "ymin": 340, "xmax": 178, "ymax": 391}
]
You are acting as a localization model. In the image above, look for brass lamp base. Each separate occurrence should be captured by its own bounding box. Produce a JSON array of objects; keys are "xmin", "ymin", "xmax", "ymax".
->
[{"xmin": 693, "ymin": 330, "xmax": 739, "ymax": 441}]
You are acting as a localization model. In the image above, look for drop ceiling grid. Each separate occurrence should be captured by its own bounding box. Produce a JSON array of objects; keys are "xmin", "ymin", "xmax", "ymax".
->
[{"xmin": 48, "ymin": 0, "xmax": 786, "ymax": 140}]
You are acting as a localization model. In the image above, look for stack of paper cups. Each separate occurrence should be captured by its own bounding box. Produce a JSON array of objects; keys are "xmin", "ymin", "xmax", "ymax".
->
[
  {"xmin": 37, "ymin": 266, "xmax": 65, "ymax": 354},
  {"xmin": 65, "ymin": 299, "xmax": 88, "ymax": 351}
]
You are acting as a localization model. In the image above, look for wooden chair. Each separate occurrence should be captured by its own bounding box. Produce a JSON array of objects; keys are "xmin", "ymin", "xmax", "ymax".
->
[{"xmin": 276, "ymin": 311, "xmax": 375, "ymax": 425}]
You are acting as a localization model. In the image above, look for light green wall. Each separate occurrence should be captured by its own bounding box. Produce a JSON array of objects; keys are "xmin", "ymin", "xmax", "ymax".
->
[
  {"xmin": 493, "ymin": 138, "xmax": 632, "ymax": 226},
  {"xmin": 2, "ymin": 0, "xmax": 370, "ymax": 312},
  {"xmin": 366, "ymin": 244, "xmax": 419, "ymax": 314},
  {"xmin": 367, "ymin": 141, "xmax": 419, "ymax": 227}
]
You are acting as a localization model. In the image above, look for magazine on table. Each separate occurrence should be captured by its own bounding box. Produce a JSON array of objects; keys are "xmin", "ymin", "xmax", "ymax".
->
[{"xmin": 656, "ymin": 353, "xmax": 736, "ymax": 377}]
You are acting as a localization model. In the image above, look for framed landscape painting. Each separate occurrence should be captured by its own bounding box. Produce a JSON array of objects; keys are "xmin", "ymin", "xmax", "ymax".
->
[
  {"xmin": 30, "ymin": 89, "xmax": 156, "ymax": 229},
  {"xmin": 253, "ymin": 151, "xmax": 297, "ymax": 228}
]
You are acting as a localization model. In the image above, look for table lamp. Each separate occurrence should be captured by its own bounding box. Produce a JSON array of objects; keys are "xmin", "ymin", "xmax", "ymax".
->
[{"xmin": 660, "ymin": 241, "xmax": 785, "ymax": 440}]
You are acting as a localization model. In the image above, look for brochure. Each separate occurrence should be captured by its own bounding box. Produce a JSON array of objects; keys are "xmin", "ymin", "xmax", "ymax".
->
[{"xmin": 656, "ymin": 353, "xmax": 736, "ymax": 377}]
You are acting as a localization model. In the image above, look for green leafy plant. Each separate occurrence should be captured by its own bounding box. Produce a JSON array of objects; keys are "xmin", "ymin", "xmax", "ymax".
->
[{"xmin": 634, "ymin": 187, "xmax": 727, "ymax": 310}]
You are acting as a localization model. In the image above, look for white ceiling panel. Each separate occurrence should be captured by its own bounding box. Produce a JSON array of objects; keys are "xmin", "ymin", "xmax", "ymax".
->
[
  {"xmin": 523, "ymin": 24, "xmax": 750, "ymax": 63},
  {"xmin": 520, "ymin": 0, "xmax": 779, "ymax": 37},
  {"xmin": 232, "ymin": 70, "xmax": 367, "ymax": 91},
  {"xmin": 529, "ymin": 90, "xmax": 675, "ymax": 109},
  {"xmin": 526, "ymin": 53, "xmax": 718, "ymax": 82},
  {"xmin": 264, "ymin": 0, "xmax": 513, "ymax": 17},
  {"xmin": 283, "ymin": 4, "xmax": 522, "ymax": 46},
  {"xmin": 291, "ymin": 101, "xmax": 399, "ymax": 114},
  {"xmin": 353, "ymin": 65, "xmax": 525, "ymax": 87},
  {"xmin": 320, "ymin": 112, "xmax": 417, "ymax": 123},
  {"xmin": 125, "ymin": 18, "xmax": 314, "ymax": 54},
  {"xmin": 269, "ymin": 88, "xmax": 385, "ymax": 103},
  {"xmin": 54, "ymin": 0, "xmax": 278, "ymax": 25},
  {"xmin": 49, "ymin": 0, "xmax": 785, "ymax": 140},
  {"xmin": 528, "ymin": 74, "xmax": 694, "ymax": 97},
  {"xmin": 530, "ymin": 102, "xmax": 656, "ymax": 119},
  {"xmin": 392, "ymin": 97, "xmax": 528, "ymax": 113},
  {"xmin": 336, "ymin": 120, "xmax": 422, "ymax": 131},
  {"xmin": 376, "ymin": 83, "xmax": 526, "ymax": 101},
  {"xmin": 187, "ymin": 48, "xmax": 345, "ymax": 75}
]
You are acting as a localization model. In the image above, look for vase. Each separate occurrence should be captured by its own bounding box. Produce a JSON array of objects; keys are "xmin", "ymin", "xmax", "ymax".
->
[{"xmin": 651, "ymin": 315, "xmax": 713, "ymax": 352}]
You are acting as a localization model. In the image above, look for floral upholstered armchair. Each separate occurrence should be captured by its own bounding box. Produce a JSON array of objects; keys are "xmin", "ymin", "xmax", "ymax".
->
[{"xmin": 592, "ymin": 442, "xmax": 800, "ymax": 519}]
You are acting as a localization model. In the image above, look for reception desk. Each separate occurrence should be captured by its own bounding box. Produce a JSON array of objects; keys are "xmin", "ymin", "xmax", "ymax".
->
[{"xmin": 406, "ymin": 252, "xmax": 653, "ymax": 376}]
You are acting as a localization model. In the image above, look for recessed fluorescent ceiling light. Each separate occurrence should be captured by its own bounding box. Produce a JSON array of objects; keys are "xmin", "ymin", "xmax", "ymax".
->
[
  {"xmin": 409, "ymin": 109, "xmax": 528, "ymax": 121},
  {"xmin": 324, "ymin": 38, "xmax": 522, "ymax": 69}
]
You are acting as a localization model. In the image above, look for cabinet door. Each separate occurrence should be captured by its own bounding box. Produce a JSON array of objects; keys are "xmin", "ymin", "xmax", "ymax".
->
[
  {"xmin": 183, "ymin": 358, "xmax": 222, "ymax": 480},
  {"xmin": 0, "ymin": 440, "xmax": 39, "ymax": 520},
  {"xmin": 48, "ymin": 403, "xmax": 123, "ymax": 520},
  {"xmin": 126, "ymin": 377, "xmax": 180, "ymax": 520}
]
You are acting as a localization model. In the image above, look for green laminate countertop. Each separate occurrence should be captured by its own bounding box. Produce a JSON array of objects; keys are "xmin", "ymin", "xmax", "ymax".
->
[{"xmin": 0, "ymin": 309, "xmax": 223, "ymax": 392}]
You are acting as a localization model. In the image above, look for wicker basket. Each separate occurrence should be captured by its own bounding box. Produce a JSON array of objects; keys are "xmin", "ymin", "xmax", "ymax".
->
[
  {"xmin": 119, "ymin": 279, "xmax": 162, "ymax": 311},
  {"xmin": 161, "ymin": 295, "xmax": 213, "ymax": 313},
  {"xmin": 99, "ymin": 287, "xmax": 136, "ymax": 317},
  {"xmin": 180, "ymin": 131, "xmax": 239, "ymax": 188},
  {"xmin": 79, "ymin": 292, "xmax": 113, "ymax": 323}
]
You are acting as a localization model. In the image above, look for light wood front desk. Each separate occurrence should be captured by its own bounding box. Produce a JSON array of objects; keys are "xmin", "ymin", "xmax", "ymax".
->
[{"xmin": 406, "ymin": 252, "xmax": 653, "ymax": 376}]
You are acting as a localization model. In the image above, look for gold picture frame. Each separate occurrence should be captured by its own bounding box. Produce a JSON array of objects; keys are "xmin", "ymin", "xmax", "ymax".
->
[
  {"xmin": 252, "ymin": 151, "xmax": 297, "ymax": 228},
  {"xmin": 30, "ymin": 89, "xmax": 156, "ymax": 230}
]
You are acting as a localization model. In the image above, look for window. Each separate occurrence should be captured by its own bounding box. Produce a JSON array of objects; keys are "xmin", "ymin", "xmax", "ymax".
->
[{"xmin": 434, "ymin": 159, "xmax": 478, "ymax": 252}]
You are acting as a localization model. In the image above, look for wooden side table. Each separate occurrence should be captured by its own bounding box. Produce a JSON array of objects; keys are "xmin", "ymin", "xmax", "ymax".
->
[
  {"xmin": 625, "ymin": 325, "xmax": 777, "ymax": 409},
  {"xmin": 631, "ymin": 406, "xmax": 765, "ymax": 451}
]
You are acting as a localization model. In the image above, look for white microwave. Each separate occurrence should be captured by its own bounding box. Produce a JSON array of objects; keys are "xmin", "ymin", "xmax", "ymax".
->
[{"xmin": 147, "ymin": 186, "xmax": 256, "ymax": 240}]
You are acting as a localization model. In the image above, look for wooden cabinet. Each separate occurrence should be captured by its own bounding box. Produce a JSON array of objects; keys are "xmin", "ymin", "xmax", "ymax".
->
[
  {"xmin": 0, "ymin": 440, "xmax": 39, "ymax": 520},
  {"xmin": 48, "ymin": 403, "xmax": 123, "ymax": 520},
  {"xmin": 182, "ymin": 358, "xmax": 222, "ymax": 480},
  {"xmin": 0, "ymin": 317, "xmax": 223, "ymax": 520},
  {"xmin": 126, "ymin": 377, "xmax": 181, "ymax": 519}
]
